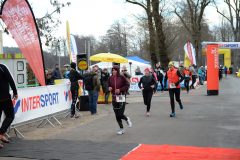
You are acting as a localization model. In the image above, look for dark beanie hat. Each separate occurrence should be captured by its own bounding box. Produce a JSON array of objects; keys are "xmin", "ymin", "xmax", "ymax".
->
[{"xmin": 71, "ymin": 62, "xmax": 76, "ymax": 69}]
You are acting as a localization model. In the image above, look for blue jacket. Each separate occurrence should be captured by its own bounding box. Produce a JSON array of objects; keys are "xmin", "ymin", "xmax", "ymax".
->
[
  {"xmin": 224, "ymin": 67, "xmax": 228, "ymax": 72},
  {"xmin": 198, "ymin": 69, "xmax": 203, "ymax": 76}
]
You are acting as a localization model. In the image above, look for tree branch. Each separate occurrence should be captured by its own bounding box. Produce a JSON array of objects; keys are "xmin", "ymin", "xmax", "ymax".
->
[{"xmin": 126, "ymin": 0, "xmax": 147, "ymax": 11}]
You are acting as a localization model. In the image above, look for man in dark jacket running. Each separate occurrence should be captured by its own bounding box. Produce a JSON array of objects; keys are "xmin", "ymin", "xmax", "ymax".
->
[
  {"xmin": 68, "ymin": 62, "xmax": 84, "ymax": 119},
  {"xmin": 0, "ymin": 63, "xmax": 18, "ymax": 149}
]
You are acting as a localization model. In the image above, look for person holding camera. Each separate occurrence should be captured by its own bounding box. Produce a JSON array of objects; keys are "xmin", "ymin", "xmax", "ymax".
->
[
  {"xmin": 120, "ymin": 65, "xmax": 131, "ymax": 95},
  {"xmin": 138, "ymin": 68, "xmax": 156, "ymax": 116}
]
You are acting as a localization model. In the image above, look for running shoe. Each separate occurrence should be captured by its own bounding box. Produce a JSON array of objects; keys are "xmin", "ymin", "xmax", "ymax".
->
[
  {"xmin": 180, "ymin": 104, "xmax": 184, "ymax": 110},
  {"xmin": 170, "ymin": 113, "xmax": 175, "ymax": 117},
  {"xmin": 0, "ymin": 134, "xmax": 10, "ymax": 143},
  {"xmin": 126, "ymin": 117, "xmax": 132, "ymax": 128},
  {"xmin": 74, "ymin": 114, "xmax": 80, "ymax": 118},
  {"xmin": 118, "ymin": 129, "xmax": 125, "ymax": 135},
  {"xmin": 187, "ymin": 91, "xmax": 189, "ymax": 94},
  {"xmin": 0, "ymin": 143, "xmax": 3, "ymax": 149},
  {"xmin": 147, "ymin": 112, "xmax": 150, "ymax": 116},
  {"xmin": 154, "ymin": 91, "xmax": 157, "ymax": 94},
  {"xmin": 161, "ymin": 90, "xmax": 164, "ymax": 93},
  {"xmin": 70, "ymin": 115, "xmax": 78, "ymax": 119}
]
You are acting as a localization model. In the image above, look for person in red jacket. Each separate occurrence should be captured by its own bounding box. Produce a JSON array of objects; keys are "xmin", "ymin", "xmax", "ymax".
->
[
  {"xmin": 107, "ymin": 65, "xmax": 132, "ymax": 135},
  {"xmin": 164, "ymin": 62, "xmax": 184, "ymax": 117},
  {"xmin": 182, "ymin": 66, "xmax": 192, "ymax": 94}
]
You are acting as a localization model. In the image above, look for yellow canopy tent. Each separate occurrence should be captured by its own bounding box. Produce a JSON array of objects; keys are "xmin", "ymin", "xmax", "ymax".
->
[{"xmin": 89, "ymin": 53, "xmax": 128, "ymax": 63}]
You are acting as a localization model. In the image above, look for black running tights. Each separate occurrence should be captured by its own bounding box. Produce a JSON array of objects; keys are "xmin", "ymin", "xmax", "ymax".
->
[
  {"xmin": 169, "ymin": 88, "xmax": 182, "ymax": 114},
  {"xmin": 143, "ymin": 91, "xmax": 153, "ymax": 112},
  {"xmin": 0, "ymin": 99, "xmax": 14, "ymax": 134},
  {"xmin": 70, "ymin": 83, "xmax": 79, "ymax": 116},
  {"xmin": 112, "ymin": 101, "xmax": 128, "ymax": 129}
]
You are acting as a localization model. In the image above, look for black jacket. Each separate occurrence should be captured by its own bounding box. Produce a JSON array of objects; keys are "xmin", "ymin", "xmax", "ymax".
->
[
  {"xmin": 156, "ymin": 66, "xmax": 165, "ymax": 78},
  {"xmin": 68, "ymin": 69, "xmax": 83, "ymax": 83},
  {"xmin": 52, "ymin": 68, "xmax": 62, "ymax": 80},
  {"xmin": 101, "ymin": 71, "xmax": 110, "ymax": 93},
  {"xmin": 0, "ymin": 64, "xmax": 17, "ymax": 100},
  {"xmin": 138, "ymin": 75, "xmax": 156, "ymax": 92}
]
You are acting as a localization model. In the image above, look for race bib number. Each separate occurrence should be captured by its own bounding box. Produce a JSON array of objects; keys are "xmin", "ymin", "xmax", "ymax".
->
[
  {"xmin": 185, "ymin": 74, "xmax": 189, "ymax": 77},
  {"xmin": 170, "ymin": 83, "xmax": 176, "ymax": 88},
  {"xmin": 115, "ymin": 95, "xmax": 126, "ymax": 102}
]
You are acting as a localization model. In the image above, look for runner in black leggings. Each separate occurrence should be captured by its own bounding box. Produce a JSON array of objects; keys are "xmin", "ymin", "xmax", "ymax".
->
[
  {"xmin": 68, "ymin": 62, "xmax": 83, "ymax": 119},
  {"xmin": 138, "ymin": 68, "xmax": 156, "ymax": 116},
  {"xmin": 0, "ymin": 63, "xmax": 18, "ymax": 149},
  {"xmin": 107, "ymin": 65, "xmax": 132, "ymax": 135}
]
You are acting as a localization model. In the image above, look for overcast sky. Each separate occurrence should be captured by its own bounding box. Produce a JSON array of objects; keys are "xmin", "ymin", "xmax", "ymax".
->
[{"xmin": 2, "ymin": 0, "xmax": 227, "ymax": 49}]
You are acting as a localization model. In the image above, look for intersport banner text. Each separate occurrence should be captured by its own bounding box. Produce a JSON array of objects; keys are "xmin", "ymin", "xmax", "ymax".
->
[{"xmin": 0, "ymin": 0, "xmax": 46, "ymax": 86}]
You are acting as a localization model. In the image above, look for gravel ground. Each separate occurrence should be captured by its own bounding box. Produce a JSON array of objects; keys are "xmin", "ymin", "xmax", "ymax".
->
[{"xmin": 6, "ymin": 104, "xmax": 110, "ymax": 140}]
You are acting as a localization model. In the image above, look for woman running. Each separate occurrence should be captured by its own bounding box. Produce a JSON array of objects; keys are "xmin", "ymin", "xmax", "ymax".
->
[
  {"xmin": 107, "ymin": 65, "xmax": 132, "ymax": 135},
  {"xmin": 150, "ymin": 68, "xmax": 158, "ymax": 94},
  {"xmin": 138, "ymin": 68, "xmax": 156, "ymax": 116},
  {"xmin": 182, "ymin": 66, "xmax": 192, "ymax": 94}
]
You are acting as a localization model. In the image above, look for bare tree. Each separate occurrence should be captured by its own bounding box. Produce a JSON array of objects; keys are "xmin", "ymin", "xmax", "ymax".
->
[
  {"xmin": 126, "ymin": 0, "xmax": 158, "ymax": 66},
  {"xmin": 214, "ymin": 0, "xmax": 240, "ymax": 72},
  {"xmin": 0, "ymin": 0, "xmax": 71, "ymax": 46},
  {"xmin": 174, "ymin": 0, "xmax": 211, "ymax": 65}
]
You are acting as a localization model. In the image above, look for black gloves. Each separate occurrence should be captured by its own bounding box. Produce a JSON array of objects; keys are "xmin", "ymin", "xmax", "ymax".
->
[{"xmin": 174, "ymin": 82, "xmax": 179, "ymax": 86}]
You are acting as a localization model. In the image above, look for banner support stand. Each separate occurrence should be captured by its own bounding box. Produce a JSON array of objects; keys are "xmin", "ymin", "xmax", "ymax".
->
[
  {"xmin": 10, "ymin": 125, "xmax": 25, "ymax": 139},
  {"xmin": 37, "ymin": 117, "xmax": 55, "ymax": 128},
  {"xmin": 43, "ymin": 116, "xmax": 62, "ymax": 126}
]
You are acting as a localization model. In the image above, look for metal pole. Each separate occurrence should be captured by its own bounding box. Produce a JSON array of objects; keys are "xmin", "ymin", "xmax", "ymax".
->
[
  {"xmin": 88, "ymin": 41, "xmax": 91, "ymax": 66},
  {"xmin": 59, "ymin": 42, "xmax": 60, "ymax": 69},
  {"xmin": 85, "ymin": 40, "xmax": 86, "ymax": 54}
]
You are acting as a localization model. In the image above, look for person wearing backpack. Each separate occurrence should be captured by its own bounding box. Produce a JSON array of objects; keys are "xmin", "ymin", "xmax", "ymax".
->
[
  {"xmin": 84, "ymin": 66, "xmax": 100, "ymax": 115},
  {"xmin": 182, "ymin": 66, "xmax": 192, "ymax": 94},
  {"xmin": 68, "ymin": 62, "xmax": 84, "ymax": 119},
  {"xmin": 107, "ymin": 65, "xmax": 132, "ymax": 135}
]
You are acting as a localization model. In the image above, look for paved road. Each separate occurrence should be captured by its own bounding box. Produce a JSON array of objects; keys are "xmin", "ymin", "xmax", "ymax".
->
[
  {"xmin": 50, "ymin": 75, "xmax": 240, "ymax": 149},
  {"xmin": 1, "ymin": 75, "xmax": 240, "ymax": 159}
]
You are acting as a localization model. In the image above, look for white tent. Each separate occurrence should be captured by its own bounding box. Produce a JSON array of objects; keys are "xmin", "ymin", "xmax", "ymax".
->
[{"xmin": 90, "ymin": 59, "xmax": 151, "ymax": 76}]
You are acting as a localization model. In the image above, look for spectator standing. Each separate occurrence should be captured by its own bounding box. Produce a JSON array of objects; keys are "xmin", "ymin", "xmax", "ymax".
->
[
  {"xmin": 150, "ymin": 68, "xmax": 158, "ymax": 94},
  {"xmin": 107, "ymin": 65, "xmax": 132, "ymax": 135},
  {"xmin": 198, "ymin": 67, "xmax": 203, "ymax": 85},
  {"xmin": 0, "ymin": 63, "xmax": 18, "ymax": 149},
  {"xmin": 189, "ymin": 64, "xmax": 197, "ymax": 89},
  {"xmin": 224, "ymin": 66, "xmax": 228, "ymax": 77},
  {"xmin": 156, "ymin": 63, "xmax": 165, "ymax": 93},
  {"xmin": 51, "ymin": 64, "xmax": 62, "ymax": 83},
  {"xmin": 45, "ymin": 70, "xmax": 51, "ymax": 85},
  {"xmin": 63, "ymin": 69, "xmax": 70, "ymax": 79},
  {"xmin": 120, "ymin": 65, "xmax": 131, "ymax": 95},
  {"xmin": 135, "ymin": 66, "xmax": 141, "ymax": 75},
  {"xmin": 101, "ymin": 68, "xmax": 110, "ymax": 104},
  {"xmin": 88, "ymin": 66, "xmax": 100, "ymax": 115}
]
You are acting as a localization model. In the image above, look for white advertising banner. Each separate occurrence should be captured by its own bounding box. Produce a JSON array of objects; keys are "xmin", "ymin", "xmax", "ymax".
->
[
  {"xmin": 129, "ymin": 75, "xmax": 143, "ymax": 92},
  {"xmin": 11, "ymin": 84, "xmax": 72, "ymax": 125},
  {"xmin": 70, "ymin": 34, "xmax": 78, "ymax": 64}
]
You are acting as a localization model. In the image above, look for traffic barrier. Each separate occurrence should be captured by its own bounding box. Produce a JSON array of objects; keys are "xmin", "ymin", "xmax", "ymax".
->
[{"xmin": 0, "ymin": 84, "xmax": 72, "ymax": 138}]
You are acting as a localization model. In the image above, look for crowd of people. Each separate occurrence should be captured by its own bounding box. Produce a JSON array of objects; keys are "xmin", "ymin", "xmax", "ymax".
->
[{"xmin": 0, "ymin": 60, "xmax": 227, "ymax": 149}]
